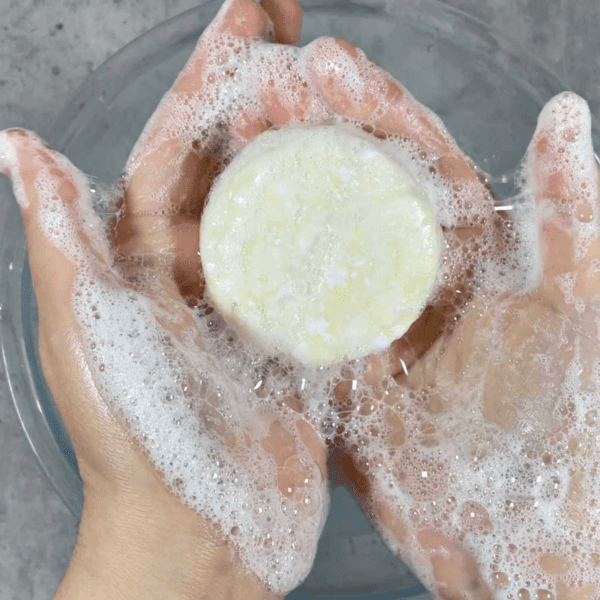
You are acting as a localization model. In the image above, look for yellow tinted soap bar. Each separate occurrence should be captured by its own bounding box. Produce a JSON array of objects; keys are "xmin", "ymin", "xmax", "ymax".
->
[{"xmin": 200, "ymin": 125, "xmax": 440, "ymax": 365}]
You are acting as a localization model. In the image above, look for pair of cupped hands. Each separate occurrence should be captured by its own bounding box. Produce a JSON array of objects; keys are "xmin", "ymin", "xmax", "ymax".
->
[{"xmin": 2, "ymin": 0, "xmax": 600, "ymax": 599}]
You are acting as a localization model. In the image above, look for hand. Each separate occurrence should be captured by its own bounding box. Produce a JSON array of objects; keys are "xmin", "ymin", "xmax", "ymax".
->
[
  {"xmin": 329, "ymin": 90, "xmax": 600, "ymax": 598},
  {"xmin": 0, "ymin": 1, "xmax": 338, "ymax": 599}
]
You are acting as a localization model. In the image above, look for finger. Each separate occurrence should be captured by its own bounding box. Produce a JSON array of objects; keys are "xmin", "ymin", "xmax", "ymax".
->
[
  {"xmin": 260, "ymin": 0, "xmax": 303, "ymax": 44},
  {"xmin": 114, "ymin": 0, "xmax": 278, "ymax": 298},
  {"xmin": 116, "ymin": 0, "xmax": 272, "ymax": 192},
  {"xmin": 0, "ymin": 128, "xmax": 77, "ymax": 322},
  {"xmin": 170, "ymin": 0, "xmax": 272, "ymax": 99},
  {"xmin": 128, "ymin": 0, "xmax": 271, "ymax": 151},
  {"xmin": 306, "ymin": 37, "xmax": 487, "ymax": 188},
  {"xmin": 0, "ymin": 129, "xmax": 109, "ymax": 318},
  {"xmin": 115, "ymin": 0, "xmax": 303, "ymax": 292},
  {"xmin": 523, "ymin": 91, "xmax": 598, "ymax": 280},
  {"xmin": 573, "ymin": 169, "xmax": 600, "ymax": 302},
  {"xmin": 112, "ymin": 138, "xmax": 211, "ymax": 303},
  {"xmin": 210, "ymin": 0, "xmax": 272, "ymax": 41},
  {"xmin": 526, "ymin": 92, "xmax": 597, "ymax": 223},
  {"xmin": 304, "ymin": 37, "xmax": 497, "ymax": 391}
]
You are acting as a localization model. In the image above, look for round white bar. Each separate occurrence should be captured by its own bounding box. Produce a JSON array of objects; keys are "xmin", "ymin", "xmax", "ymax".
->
[{"xmin": 200, "ymin": 125, "xmax": 441, "ymax": 365}]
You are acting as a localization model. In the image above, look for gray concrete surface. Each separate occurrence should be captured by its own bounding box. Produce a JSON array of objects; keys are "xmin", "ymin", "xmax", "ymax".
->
[{"xmin": 0, "ymin": 0, "xmax": 598, "ymax": 598}]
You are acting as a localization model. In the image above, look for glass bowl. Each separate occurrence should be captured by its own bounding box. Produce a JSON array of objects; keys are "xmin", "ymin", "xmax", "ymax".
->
[{"xmin": 2, "ymin": 0, "xmax": 597, "ymax": 598}]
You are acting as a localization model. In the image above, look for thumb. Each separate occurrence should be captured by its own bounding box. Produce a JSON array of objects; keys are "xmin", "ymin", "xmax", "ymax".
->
[
  {"xmin": 523, "ymin": 92, "xmax": 598, "ymax": 281},
  {"xmin": 0, "ymin": 128, "xmax": 110, "ymax": 324},
  {"xmin": 0, "ymin": 128, "xmax": 135, "ymax": 482}
]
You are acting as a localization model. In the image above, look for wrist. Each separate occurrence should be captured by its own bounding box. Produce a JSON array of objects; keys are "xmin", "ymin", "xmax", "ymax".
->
[{"xmin": 54, "ymin": 482, "xmax": 280, "ymax": 600}]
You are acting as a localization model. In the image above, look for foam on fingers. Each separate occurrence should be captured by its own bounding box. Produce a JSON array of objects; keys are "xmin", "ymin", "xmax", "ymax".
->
[
  {"xmin": 0, "ymin": 129, "xmax": 112, "ymax": 269},
  {"xmin": 524, "ymin": 92, "xmax": 599, "ymax": 259},
  {"xmin": 214, "ymin": 0, "xmax": 272, "ymax": 41},
  {"xmin": 0, "ymin": 129, "xmax": 30, "ymax": 209},
  {"xmin": 122, "ymin": 0, "xmax": 272, "ymax": 181}
]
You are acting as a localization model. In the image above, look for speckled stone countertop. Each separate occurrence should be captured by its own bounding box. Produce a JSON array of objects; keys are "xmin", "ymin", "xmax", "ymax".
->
[{"xmin": 0, "ymin": 1, "xmax": 598, "ymax": 598}]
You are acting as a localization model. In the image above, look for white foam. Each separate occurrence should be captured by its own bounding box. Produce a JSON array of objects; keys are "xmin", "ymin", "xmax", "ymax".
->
[{"xmin": 0, "ymin": 130, "xmax": 30, "ymax": 209}]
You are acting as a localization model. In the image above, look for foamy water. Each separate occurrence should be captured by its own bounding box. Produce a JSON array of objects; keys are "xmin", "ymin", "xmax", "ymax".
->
[{"xmin": 1, "ymin": 1, "xmax": 599, "ymax": 597}]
